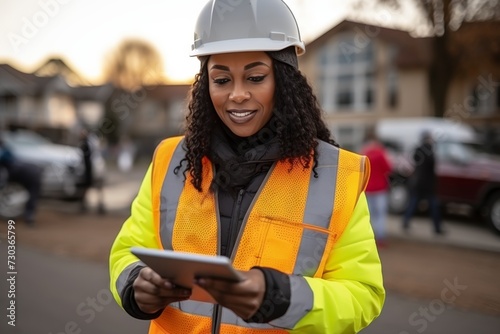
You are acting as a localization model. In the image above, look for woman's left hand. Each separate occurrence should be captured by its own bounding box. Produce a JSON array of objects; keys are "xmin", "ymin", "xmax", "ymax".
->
[{"xmin": 195, "ymin": 268, "xmax": 265, "ymax": 320}]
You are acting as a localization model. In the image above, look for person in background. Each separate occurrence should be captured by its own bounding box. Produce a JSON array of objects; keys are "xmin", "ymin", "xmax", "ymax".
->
[
  {"xmin": 77, "ymin": 128, "xmax": 106, "ymax": 214},
  {"xmin": 0, "ymin": 136, "xmax": 42, "ymax": 226},
  {"xmin": 361, "ymin": 129, "xmax": 392, "ymax": 248},
  {"xmin": 402, "ymin": 130, "xmax": 444, "ymax": 235},
  {"xmin": 77, "ymin": 128, "xmax": 94, "ymax": 212},
  {"xmin": 109, "ymin": 1, "xmax": 385, "ymax": 333}
]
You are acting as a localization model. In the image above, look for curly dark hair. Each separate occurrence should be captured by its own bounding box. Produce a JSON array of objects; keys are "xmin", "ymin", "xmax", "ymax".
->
[{"xmin": 176, "ymin": 57, "xmax": 339, "ymax": 192}]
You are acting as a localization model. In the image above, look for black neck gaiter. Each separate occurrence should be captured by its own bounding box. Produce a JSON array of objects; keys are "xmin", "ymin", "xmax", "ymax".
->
[{"xmin": 208, "ymin": 118, "xmax": 281, "ymax": 194}]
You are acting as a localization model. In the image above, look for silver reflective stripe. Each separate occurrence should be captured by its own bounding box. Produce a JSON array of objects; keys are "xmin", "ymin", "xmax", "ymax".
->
[
  {"xmin": 169, "ymin": 279, "xmax": 313, "ymax": 329},
  {"xmin": 116, "ymin": 261, "xmax": 144, "ymax": 298},
  {"xmin": 159, "ymin": 138, "xmax": 186, "ymax": 250},
  {"xmin": 221, "ymin": 309, "xmax": 277, "ymax": 329},
  {"xmin": 170, "ymin": 302, "xmax": 277, "ymax": 329},
  {"xmin": 269, "ymin": 275, "xmax": 313, "ymax": 329},
  {"xmin": 303, "ymin": 140, "xmax": 338, "ymax": 229},
  {"xmin": 171, "ymin": 300, "xmax": 213, "ymax": 316},
  {"xmin": 293, "ymin": 229, "xmax": 328, "ymax": 276},
  {"xmin": 294, "ymin": 141, "xmax": 339, "ymax": 276}
]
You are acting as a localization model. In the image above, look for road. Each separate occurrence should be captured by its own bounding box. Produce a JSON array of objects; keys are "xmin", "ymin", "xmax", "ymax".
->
[
  {"xmin": 0, "ymin": 242, "xmax": 498, "ymax": 334},
  {"xmin": 0, "ymin": 245, "xmax": 148, "ymax": 334},
  {"xmin": 0, "ymin": 162, "xmax": 499, "ymax": 333}
]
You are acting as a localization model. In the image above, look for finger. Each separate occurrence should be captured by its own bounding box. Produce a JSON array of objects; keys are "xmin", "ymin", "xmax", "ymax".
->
[
  {"xmin": 136, "ymin": 296, "xmax": 170, "ymax": 314},
  {"xmin": 135, "ymin": 292, "xmax": 191, "ymax": 314},
  {"xmin": 139, "ymin": 267, "xmax": 169, "ymax": 287},
  {"xmin": 135, "ymin": 278, "xmax": 191, "ymax": 298},
  {"xmin": 135, "ymin": 293, "xmax": 168, "ymax": 306},
  {"xmin": 137, "ymin": 268, "xmax": 177, "ymax": 291}
]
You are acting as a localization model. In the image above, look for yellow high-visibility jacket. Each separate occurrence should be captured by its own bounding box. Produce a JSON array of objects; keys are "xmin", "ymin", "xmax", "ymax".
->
[{"xmin": 110, "ymin": 136, "xmax": 385, "ymax": 334}]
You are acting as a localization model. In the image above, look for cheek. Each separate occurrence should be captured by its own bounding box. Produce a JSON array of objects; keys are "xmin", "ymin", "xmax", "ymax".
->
[
  {"xmin": 263, "ymin": 87, "xmax": 275, "ymax": 111},
  {"xmin": 209, "ymin": 88, "xmax": 225, "ymax": 110}
]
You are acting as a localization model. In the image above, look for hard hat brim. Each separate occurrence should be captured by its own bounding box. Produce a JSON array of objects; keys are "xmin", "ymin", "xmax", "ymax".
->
[{"xmin": 190, "ymin": 38, "xmax": 305, "ymax": 57}]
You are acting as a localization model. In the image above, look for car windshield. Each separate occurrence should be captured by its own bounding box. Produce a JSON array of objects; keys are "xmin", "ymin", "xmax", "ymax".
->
[
  {"xmin": 3, "ymin": 131, "xmax": 52, "ymax": 147},
  {"xmin": 436, "ymin": 141, "xmax": 479, "ymax": 163}
]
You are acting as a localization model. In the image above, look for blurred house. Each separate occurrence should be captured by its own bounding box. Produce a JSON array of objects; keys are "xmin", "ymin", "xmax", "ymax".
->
[
  {"xmin": 0, "ymin": 59, "xmax": 190, "ymax": 159},
  {"xmin": 0, "ymin": 63, "xmax": 77, "ymax": 142},
  {"xmin": 106, "ymin": 84, "xmax": 190, "ymax": 159},
  {"xmin": 299, "ymin": 20, "xmax": 500, "ymax": 152}
]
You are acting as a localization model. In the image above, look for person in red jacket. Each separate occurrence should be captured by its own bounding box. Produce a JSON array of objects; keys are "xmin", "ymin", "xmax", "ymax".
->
[{"xmin": 361, "ymin": 130, "xmax": 392, "ymax": 247}]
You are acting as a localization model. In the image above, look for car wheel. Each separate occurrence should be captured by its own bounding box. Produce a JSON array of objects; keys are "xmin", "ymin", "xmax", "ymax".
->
[
  {"xmin": 0, "ymin": 182, "xmax": 29, "ymax": 218},
  {"xmin": 485, "ymin": 192, "xmax": 500, "ymax": 235},
  {"xmin": 389, "ymin": 183, "xmax": 409, "ymax": 214}
]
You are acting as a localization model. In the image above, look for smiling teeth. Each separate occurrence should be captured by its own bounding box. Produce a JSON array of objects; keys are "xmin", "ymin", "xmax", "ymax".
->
[{"xmin": 230, "ymin": 111, "xmax": 252, "ymax": 117}]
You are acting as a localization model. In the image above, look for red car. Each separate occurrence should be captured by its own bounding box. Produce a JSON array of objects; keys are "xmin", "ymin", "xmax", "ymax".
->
[{"xmin": 376, "ymin": 118, "xmax": 500, "ymax": 235}]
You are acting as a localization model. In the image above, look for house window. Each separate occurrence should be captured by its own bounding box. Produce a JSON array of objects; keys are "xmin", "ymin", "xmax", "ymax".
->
[
  {"xmin": 336, "ymin": 74, "xmax": 354, "ymax": 108},
  {"xmin": 317, "ymin": 33, "xmax": 376, "ymax": 113},
  {"xmin": 1, "ymin": 95, "xmax": 18, "ymax": 112},
  {"xmin": 470, "ymin": 77, "xmax": 499, "ymax": 115},
  {"xmin": 387, "ymin": 69, "xmax": 398, "ymax": 109},
  {"xmin": 387, "ymin": 46, "xmax": 399, "ymax": 110},
  {"xmin": 365, "ymin": 71, "xmax": 375, "ymax": 106},
  {"xmin": 0, "ymin": 95, "xmax": 18, "ymax": 127},
  {"xmin": 331, "ymin": 125, "xmax": 366, "ymax": 152}
]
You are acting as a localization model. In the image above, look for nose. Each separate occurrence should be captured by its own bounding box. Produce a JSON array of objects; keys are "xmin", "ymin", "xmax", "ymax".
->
[{"xmin": 229, "ymin": 82, "xmax": 250, "ymax": 103}]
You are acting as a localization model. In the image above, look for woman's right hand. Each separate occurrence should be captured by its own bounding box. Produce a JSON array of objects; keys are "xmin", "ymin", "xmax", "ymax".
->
[{"xmin": 133, "ymin": 267, "xmax": 192, "ymax": 314}]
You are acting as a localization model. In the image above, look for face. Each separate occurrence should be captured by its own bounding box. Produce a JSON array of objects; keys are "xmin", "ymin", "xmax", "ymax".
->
[{"xmin": 208, "ymin": 51, "xmax": 275, "ymax": 137}]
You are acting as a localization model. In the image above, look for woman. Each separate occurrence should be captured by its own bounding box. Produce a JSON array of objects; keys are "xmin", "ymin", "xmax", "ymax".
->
[{"xmin": 109, "ymin": 1, "xmax": 384, "ymax": 333}]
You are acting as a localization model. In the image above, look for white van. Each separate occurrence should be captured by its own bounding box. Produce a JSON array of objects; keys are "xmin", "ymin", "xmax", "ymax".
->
[{"xmin": 376, "ymin": 117, "xmax": 479, "ymax": 154}]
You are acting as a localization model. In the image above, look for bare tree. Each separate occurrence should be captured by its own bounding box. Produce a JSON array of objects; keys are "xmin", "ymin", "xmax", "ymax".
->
[
  {"xmin": 103, "ymin": 38, "xmax": 166, "ymax": 92},
  {"xmin": 354, "ymin": 0, "xmax": 500, "ymax": 117},
  {"xmin": 99, "ymin": 39, "xmax": 166, "ymax": 146}
]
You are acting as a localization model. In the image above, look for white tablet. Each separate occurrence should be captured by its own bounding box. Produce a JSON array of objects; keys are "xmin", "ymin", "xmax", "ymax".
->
[{"xmin": 131, "ymin": 247, "xmax": 245, "ymax": 290}]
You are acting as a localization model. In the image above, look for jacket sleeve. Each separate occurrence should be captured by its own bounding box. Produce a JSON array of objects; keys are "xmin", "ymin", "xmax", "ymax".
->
[
  {"xmin": 277, "ymin": 192, "xmax": 385, "ymax": 333},
  {"xmin": 109, "ymin": 164, "xmax": 159, "ymax": 308}
]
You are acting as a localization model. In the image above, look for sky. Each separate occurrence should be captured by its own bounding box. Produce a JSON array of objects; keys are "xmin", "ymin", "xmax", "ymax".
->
[{"xmin": 0, "ymin": 0, "xmax": 416, "ymax": 84}]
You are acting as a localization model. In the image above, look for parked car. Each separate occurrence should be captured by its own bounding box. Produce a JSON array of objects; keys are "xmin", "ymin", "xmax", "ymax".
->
[
  {"xmin": 375, "ymin": 117, "xmax": 500, "ymax": 235},
  {"xmin": 0, "ymin": 129, "xmax": 106, "ymax": 201}
]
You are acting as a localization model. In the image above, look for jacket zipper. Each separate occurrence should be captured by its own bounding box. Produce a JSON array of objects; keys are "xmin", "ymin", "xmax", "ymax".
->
[
  {"xmin": 212, "ymin": 188, "xmax": 244, "ymax": 334},
  {"xmin": 227, "ymin": 189, "xmax": 245, "ymax": 256}
]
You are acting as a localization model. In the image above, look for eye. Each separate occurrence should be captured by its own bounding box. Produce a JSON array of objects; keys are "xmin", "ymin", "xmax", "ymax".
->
[
  {"xmin": 248, "ymin": 75, "xmax": 266, "ymax": 83},
  {"xmin": 213, "ymin": 78, "xmax": 230, "ymax": 85}
]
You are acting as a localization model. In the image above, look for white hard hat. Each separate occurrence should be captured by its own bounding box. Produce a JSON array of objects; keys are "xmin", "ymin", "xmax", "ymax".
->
[{"xmin": 190, "ymin": 0, "xmax": 305, "ymax": 57}]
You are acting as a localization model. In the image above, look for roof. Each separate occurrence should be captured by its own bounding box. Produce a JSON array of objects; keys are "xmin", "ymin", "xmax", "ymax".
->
[
  {"xmin": 0, "ymin": 64, "xmax": 54, "ymax": 96},
  {"xmin": 304, "ymin": 20, "xmax": 432, "ymax": 68},
  {"xmin": 33, "ymin": 57, "xmax": 91, "ymax": 86},
  {"xmin": 0, "ymin": 62, "xmax": 192, "ymax": 104}
]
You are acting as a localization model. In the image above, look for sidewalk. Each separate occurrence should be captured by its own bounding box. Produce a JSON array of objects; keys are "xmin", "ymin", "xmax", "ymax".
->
[
  {"xmin": 85, "ymin": 162, "xmax": 148, "ymax": 213},
  {"xmin": 385, "ymin": 213, "xmax": 500, "ymax": 253}
]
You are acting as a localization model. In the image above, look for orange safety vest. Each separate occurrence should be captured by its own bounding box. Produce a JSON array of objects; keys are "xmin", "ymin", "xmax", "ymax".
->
[{"xmin": 149, "ymin": 136, "xmax": 369, "ymax": 334}]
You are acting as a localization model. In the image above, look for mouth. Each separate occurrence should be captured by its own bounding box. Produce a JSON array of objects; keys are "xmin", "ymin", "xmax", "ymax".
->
[{"xmin": 227, "ymin": 109, "xmax": 257, "ymax": 124}]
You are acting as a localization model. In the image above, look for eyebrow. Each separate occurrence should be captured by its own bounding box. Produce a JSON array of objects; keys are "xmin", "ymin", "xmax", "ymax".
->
[{"xmin": 209, "ymin": 61, "xmax": 270, "ymax": 71}]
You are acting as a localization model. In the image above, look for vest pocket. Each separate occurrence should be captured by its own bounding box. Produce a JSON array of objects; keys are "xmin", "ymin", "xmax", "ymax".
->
[
  {"xmin": 253, "ymin": 216, "xmax": 332, "ymax": 276},
  {"xmin": 256, "ymin": 217, "xmax": 306, "ymax": 274}
]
